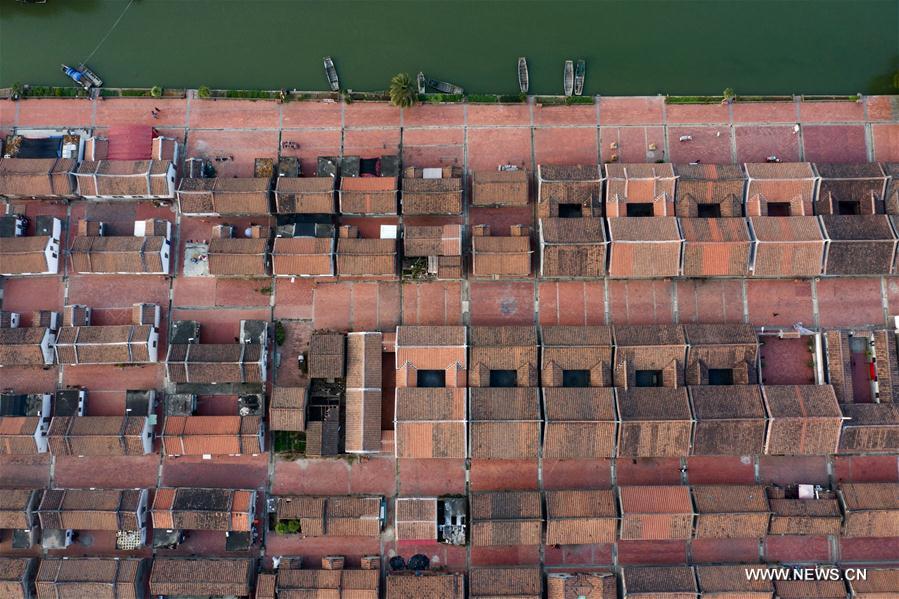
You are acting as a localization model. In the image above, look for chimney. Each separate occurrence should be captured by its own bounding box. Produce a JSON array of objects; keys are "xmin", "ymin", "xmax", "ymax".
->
[
  {"xmin": 361, "ymin": 555, "xmax": 381, "ymax": 570},
  {"xmin": 510, "ymin": 224, "xmax": 529, "ymax": 237},
  {"xmin": 212, "ymin": 224, "xmax": 234, "ymax": 239},
  {"xmin": 322, "ymin": 556, "xmax": 345, "ymax": 570},
  {"xmin": 339, "ymin": 225, "xmax": 358, "ymax": 239},
  {"xmin": 472, "ymin": 224, "xmax": 490, "ymax": 237}
]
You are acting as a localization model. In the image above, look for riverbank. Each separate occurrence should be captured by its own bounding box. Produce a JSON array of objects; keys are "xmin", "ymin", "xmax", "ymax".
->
[{"xmin": 2, "ymin": 95, "xmax": 897, "ymax": 169}]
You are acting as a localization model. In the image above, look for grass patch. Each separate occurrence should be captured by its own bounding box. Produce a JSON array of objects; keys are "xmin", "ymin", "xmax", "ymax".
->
[
  {"xmin": 467, "ymin": 94, "xmax": 499, "ymax": 103},
  {"xmin": 120, "ymin": 88, "xmax": 151, "ymax": 97},
  {"xmin": 23, "ymin": 86, "xmax": 83, "ymax": 98},
  {"xmin": 425, "ymin": 93, "xmax": 463, "ymax": 103},
  {"xmin": 273, "ymin": 431, "xmax": 306, "ymax": 455},
  {"xmin": 565, "ymin": 95, "xmax": 594, "ymax": 105},
  {"xmin": 224, "ymin": 89, "xmax": 278, "ymax": 99},
  {"xmin": 665, "ymin": 95, "xmax": 723, "ymax": 104}
]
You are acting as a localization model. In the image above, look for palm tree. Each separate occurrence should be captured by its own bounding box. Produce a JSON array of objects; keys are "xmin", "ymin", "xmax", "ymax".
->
[{"xmin": 389, "ymin": 72, "xmax": 416, "ymax": 108}]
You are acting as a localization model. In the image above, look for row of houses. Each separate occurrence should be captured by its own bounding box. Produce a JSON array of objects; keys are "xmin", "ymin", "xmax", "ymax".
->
[{"xmin": 5, "ymin": 155, "xmax": 898, "ymax": 219}]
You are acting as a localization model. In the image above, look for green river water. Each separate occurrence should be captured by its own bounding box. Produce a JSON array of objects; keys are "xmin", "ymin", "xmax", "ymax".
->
[{"xmin": 1, "ymin": 0, "xmax": 897, "ymax": 95}]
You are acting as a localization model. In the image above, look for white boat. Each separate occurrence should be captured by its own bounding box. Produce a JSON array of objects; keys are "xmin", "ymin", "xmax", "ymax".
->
[
  {"xmin": 417, "ymin": 72, "xmax": 426, "ymax": 95},
  {"xmin": 563, "ymin": 60, "xmax": 574, "ymax": 97},
  {"xmin": 574, "ymin": 60, "xmax": 585, "ymax": 95},
  {"xmin": 518, "ymin": 57, "xmax": 529, "ymax": 94},
  {"xmin": 323, "ymin": 56, "xmax": 339, "ymax": 91}
]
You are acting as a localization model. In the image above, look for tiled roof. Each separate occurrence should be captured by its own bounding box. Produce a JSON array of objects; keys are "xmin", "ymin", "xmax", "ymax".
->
[
  {"xmin": 470, "ymin": 326, "xmax": 538, "ymax": 346},
  {"xmin": 0, "ymin": 158, "xmax": 76, "ymax": 197},
  {"xmin": 541, "ymin": 328, "xmax": 614, "ymax": 387},
  {"xmin": 0, "ymin": 557, "xmax": 33, "ymax": 599},
  {"xmin": 0, "ymin": 489, "xmax": 35, "ymax": 529},
  {"xmin": 54, "ymin": 324, "xmax": 155, "ymax": 364},
  {"xmin": 607, "ymin": 217, "xmax": 682, "ymax": 278},
  {"xmin": 403, "ymin": 224, "xmax": 463, "ymax": 257},
  {"xmin": 37, "ymin": 488, "xmax": 144, "ymax": 531},
  {"xmin": 745, "ymin": 162, "xmax": 817, "ymax": 179},
  {"xmin": 177, "ymin": 177, "xmax": 270, "ymax": 214},
  {"xmin": 545, "ymin": 489, "xmax": 618, "ymax": 545},
  {"xmin": 0, "ymin": 327, "xmax": 51, "ymax": 366},
  {"xmin": 269, "ymin": 386, "xmax": 306, "ymax": 431},
  {"xmin": 617, "ymin": 387, "xmax": 693, "ymax": 457},
  {"xmin": 309, "ymin": 332, "xmax": 346, "ymax": 379},
  {"xmin": 693, "ymin": 486, "xmax": 770, "ymax": 540},
  {"xmin": 849, "ymin": 568, "xmax": 899, "ymax": 595},
  {"xmin": 543, "ymin": 388, "xmax": 617, "ymax": 459},
  {"xmin": 208, "ymin": 238, "xmax": 269, "ymax": 276},
  {"xmin": 695, "ymin": 564, "xmax": 774, "ymax": 593},
  {"xmin": 472, "ymin": 235, "xmax": 531, "ymax": 278},
  {"xmin": 762, "ymin": 385, "xmax": 842, "ymax": 455},
  {"xmin": 166, "ymin": 343, "xmax": 264, "ymax": 384},
  {"xmin": 615, "ymin": 324, "xmax": 685, "ymax": 347},
  {"xmin": 0, "ymin": 417, "xmax": 41, "ymax": 455},
  {"xmin": 816, "ymin": 162, "xmax": 887, "ymax": 213},
  {"xmin": 546, "ymin": 572, "xmax": 616, "ymax": 599},
  {"xmin": 540, "ymin": 165, "xmax": 602, "ymax": 181},
  {"xmin": 397, "ymin": 325, "xmax": 466, "ymax": 347},
  {"xmin": 605, "ymin": 163, "xmax": 677, "ymax": 204},
  {"xmin": 680, "ymin": 217, "xmax": 752, "ymax": 276},
  {"xmin": 75, "ymin": 160, "xmax": 173, "ymax": 197},
  {"xmin": 36, "ymin": 557, "xmax": 145, "ymax": 599},
  {"xmin": 152, "ymin": 487, "xmax": 255, "ymax": 531},
  {"xmin": 70, "ymin": 235, "xmax": 168, "ymax": 274},
  {"xmin": 840, "ymin": 483, "xmax": 899, "ymax": 538},
  {"xmin": 471, "ymin": 170, "xmax": 529, "ymax": 206},
  {"xmin": 0, "ymin": 236, "xmax": 54, "ymax": 275},
  {"xmin": 470, "ymin": 567, "xmax": 543, "ymax": 597},
  {"xmin": 345, "ymin": 332, "xmax": 382, "ymax": 453},
  {"xmin": 540, "ymin": 217, "xmax": 607, "ymax": 244},
  {"xmin": 539, "ymin": 217, "xmax": 608, "ymax": 277},
  {"xmin": 622, "ymin": 566, "xmax": 697, "ymax": 594},
  {"xmin": 470, "ymin": 387, "xmax": 540, "ymax": 459},
  {"xmin": 395, "ymin": 497, "xmax": 437, "ymax": 540},
  {"xmin": 689, "ymin": 385, "xmax": 767, "ymax": 455},
  {"xmin": 767, "ymin": 486, "xmax": 841, "ymax": 535},
  {"xmin": 396, "ymin": 387, "xmax": 467, "ymax": 421},
  {"xmin": 47, "ymin": 416, "xmax": 149, "ymax": 456},
  {"xmin": 749, "ymin": 216, "xmax": 825, "ymax": 277},
  {"xmin": 470, "ymin": 491, "xmax": 542, "ymax": 520},
  {"xmin": 839, "ymin": 402, "xmax": 899, "ymax": 453},
  {"xmin": 745, "ymin": 162, "xmax": 817, "ymax": 216},
  {"xmin": 161, "ymin": 415, "xmax": 262, "ymax": 455},
  {"xmin": 683, "ymin": 323, "xmax": 757, "ymax": 345},
  {"xmin": 337, "ymin": 238, "xmax": 396, "ymax": 276},
  {"xmin": 149, "ymin": 558, "xmax": 254, "ymax": 597},
  {"xmin": 402, "ymin": 176, "xmax": 463, "ymax": 214},
  {"xmin": 277, "ymin": 568, "xmax": 379, "ymax": 596},
  {"xmin": 274, "ymin": 176, "xmax": 336, "ymax": 214},
  {"xmin": 386, "ymin": 572, "xmax": 465, "ymax": 599},
  {"xmin": 821, "ymin": 215, "xmax": 897, "ymax": 275},
  {"xmin": 774, "ymin": 579, "xmax": 847, "ymax": 599},
  {"xmin": 339, "ymin": 176, "xmax": 398, "ymax": 214},
  {"xmin": 674, "ymin": 164, "xmax": 745, "ymax": 217},
  {"xmin": 272, "ymin": 237, "xmax": 334, "ymax": 276},
  {"xmin": 542, "ymin": 325, "xmax": 613, "ymax": 347}
]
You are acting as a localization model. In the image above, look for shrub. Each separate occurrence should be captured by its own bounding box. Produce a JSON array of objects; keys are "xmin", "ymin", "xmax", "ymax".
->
[
  {"xmin": 275, "ymin": 519, "xmax": 301, "ymax": 534},
  {"xmin": 723, "ymin": 87, "xmax": 736, "ymax": 102},
  {"xmin": 150, "ymin": 85, "xmax": 163, "ymax": 98},
  {"xmin": 197, "ymin": 85, "xmax": 211, "ymax": 99},
  {"xmin": 274, "ymin": 320, "xmax": 286, "ymax": 345}
]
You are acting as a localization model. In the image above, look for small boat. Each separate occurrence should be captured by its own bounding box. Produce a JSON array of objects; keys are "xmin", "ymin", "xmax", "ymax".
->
[
  {"xmin": 427, "ymin": 78, "xmax": 464, "ymax": 95},
  {"xmin": 518, "ymin": 57, "xmax": 529, "ymax": 94},
  {"xmin": 563, "ymin": 60, "xmax": 574, "ymax": 97},
  {"xmin": 323, "ymin": 56, "xmax": 339, "ymax": 92},
  {"xmin": 60, "ymin": 64, "xmax": 103, "ymax": 90},
  {"xmin": 574, "ymin": 60, "xmax": 585, "ymax": 95},
  {"xmin": 417, "ymin": 72, "xmax": 426, "ymax": 95}
]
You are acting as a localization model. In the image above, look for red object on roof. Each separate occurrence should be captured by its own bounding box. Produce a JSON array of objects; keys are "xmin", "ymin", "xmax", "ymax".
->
[{"xmin": 107, "ymin": 125, "xmax": 155, "ymax": 160}]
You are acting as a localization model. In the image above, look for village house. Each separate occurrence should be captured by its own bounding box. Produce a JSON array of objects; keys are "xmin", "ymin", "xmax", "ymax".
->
[
  {"xmin": 838, "ymin": 403, "xmax": 899, "ymax": 454},
  {"xmin": 36, "ymin": 558, "xmax": 148, "ymax": 599},
  {"xmin": 767, "ymin": 485, "xmax": 842, "ymax": 535},
  {"xmin": 469, "ymin": 326, "xmax": 538, "ymax": 387},
  {"xmin": 54, "ymin": 323, "xmax": 159, "ymax": 365},
  {"xmin": 748, "ymin": 216, "xmax": 826, "ymax": 277},
  {"xmin": 471, "ymin": 224, "xmax": 532, "ymax": 278},
  {"xmin": 47, "ymin": 415, "xmax": 153, "ymax": 456},
  {"xmin": 537, "ymin": 164, "xmax": 603, "ymax": 218},
  {"xmin": 403, "ymin": 224, "xmax": 463, "ymax": 279},
  {"xmin": 395, "ymin": 497, "xmax": 439, "ymax": 541},
  {"xmin": 673, "ymin": 163, "xmax": 746, "ymax": 217},
  {"xmin": 337, "ymin": 226, "xmax": 397, "ymax": 277},
  {"xmin": 0, "ymin": 489, "xmax": 41, "ymax": 549},
  {"xmin": 309, "ymin": 331, "xmax": 346, "ymax": 379},
  {"xmin": 177, "ymin": 177, "xmax": 271, "ymax": 215},
  {"xmin": 762, "ymin": 384, "xmax": 843, "ymax": 455},
  {"xmin": 469, "ymin": 491, "xmax": 542, "ymax": 546},
  {"xmin": 470, "ymin": 567, "xmax": 543, "ymax": 599},
  {"xmin": 819, "ymin": 214, "xmax": 897, "ymax": 275},
  {"xmin": 0, "ymin": 217, "xmax": 62, "ymax": 276},
  {"xmin": 345, "ymin": 332, "xmax": 382, "ymax": 453},
  {"xmin": 884, "ymin": 162, "xmax": 899, "ymax": 213},
  {"xmin": 618, "ymin": 486, "xmax": 694, "ymax": 540},
  {"xmin": 605, "ymin": 163, "xmax": 676, "ymax": 218},
  {"xmin": 825, "ymin": 329, "xmax": 899, "ymax": 404},
  {"xmin": 695, "ymin": 565, "xmax": 774, "ymax": 599},
  {"xmin": 161, "ymin": 415, "xmax": 264, "ymax": 456},
  {"xmin": 395, "ymin": 387, "xmax": 467, "ymax": 458},
  {"xmin": 208, "ymin": 235, "xmax": 270, "ymax": 277},
  {"xmin": 689, "ymin": 385, "xmax": 768, "ymax": 455},
  {"xmin": 538, "ymin": 217, "xmax": 607, "ymax": 277},
  {"xmin": 679, "ymin": 217, "xmax": 752, "ymax": 277},
  {"xmin": 401, "ymin": 166, "xmax": 463, "ymax": 214},
  {"xmin": 151, "ymin": 487, "xmax": 256, "ymax": 543},
  {"xmin": 274, "ymin": 566, "xmax": 380, "ymax": 598},
  {"xmin": 544, "ymin": 489, "xmax": 618, "ymax": 545},
  {"xmin": 0, "ymin": 157, "xmax": 76, "ymax": 198},
  {"xmin": 469, "ymin": 387, "xmax": 541, "ymax": 459},
  {"xmin": 613, "ymin": 324, "xmax": 687, "ymax": 389},
  {"xmin": 74, "ymin": 159, "xmax": 176, "ymax": 200},
  {"xmin": 386, "ymin": 571, "xmax": 465, "ymax": 599},
  {"xmin": 814, "ymin": 162, "xmax": 888, "ymax": 215},
  {"xmin": 838, "ymin": 482, "xmax": 899, "ymax": 537},
  {"xmin": 621, "ymin": 567, "xmax": 698, "ymax": 599},
  {"xmin": 471, "ymin": 169, "xmax": 529, "ymax": 207},
  {"xmin": 0, "ymin": 557, "xmax": 36, "ymax": 599},
  {"xmin": 542, "ymin": 325, "xmax": 613, "ymax": 387},
  {"xmin": 37, "ymin": 488, "xmax": 149, "ymax": 549},
  {"xmin": 70, "ymin": 218, "xmax": 172, "ymax": 275},
  {"xmin": 165, "ymin": 342, "xmax": 267, "ymax": 384},
  {"xmin": 339, "ymin": 176, "xmax": 398, "ymax": 215},
  {"xmin": 542, "ymin": 387, "xmax": 617, "ymax": 459},
  {"xmin": 273, "ymin": 495, "xmax": 384, "ymax": 537},
  {"xmin": 395, "ymin": 325, "xmax": 467, "ymax": 388},
  {"xmin": 684, "ymin": 323, "xmax": 759, "ymax": 386},
  {"xmin": 617, "ymin": 387, "xmax": 693, "ymax": 457},
  {"xmin": 149, "ymin": 558, "xmax": 256, "ymax": 598},
  {"xmin": 0, "ymin": 327, "xmax": 55, "ymax": 366},
  {"xmin": 607, "ymin": 217, "xmax": 682, "ymax": 278},
  {"xmin": 849, "ymin": 569, "xmax": 899, "ymax": 598},
  {"xmin": 744, "ymin": 162, "xmax": 818, "ymax": 217},
  {"xmin": 274, "ymin": 176, "xmax": 336, "ymax": 213},
  {"xmin": 691, "ymin": 484, "xmax": 771, "ymax": 539},
  {"xmin": 268, "ymin": 386, "xmax": 307, "ymax": 432}
]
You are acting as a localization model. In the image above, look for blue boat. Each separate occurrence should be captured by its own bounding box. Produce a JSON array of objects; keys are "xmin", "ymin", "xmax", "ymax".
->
[{"xmin": 61, "ymin": 64, "xmax": 103, "ymax": 90}]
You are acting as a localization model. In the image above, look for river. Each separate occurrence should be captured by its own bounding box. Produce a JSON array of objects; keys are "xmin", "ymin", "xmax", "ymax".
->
[{"xmin": 1, "ymin": 0, "xmax": 897, "ymax": 95}]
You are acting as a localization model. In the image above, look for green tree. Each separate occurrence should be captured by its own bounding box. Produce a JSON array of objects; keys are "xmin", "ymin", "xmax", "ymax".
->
[
  {"xmin": 150, "ymin": 85, "xmax": 163, "ymax": 98},
  {"xmin": 197, "ymin": 85, "xmax": 211, "ymax": 99},
  {"xmin": 388, "ymin": 72, "xmax": 416, "ymax": 108},
  {"xmin": 722, "ymin": 87, "xmax": 736, "ymax": 102}
]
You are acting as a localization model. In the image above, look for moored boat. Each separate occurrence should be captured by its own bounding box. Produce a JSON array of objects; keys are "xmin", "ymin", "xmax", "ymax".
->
[
  {"xmin": 563, "ymin": 60, "xmax": 574, "ymax": 97},
  {"xmin": 574, "ymin": 59, "xmax": 585, "ymax": 95},
  {"xmin": 323, "ymin": 56, "xmax": 339, "ymax": 91},
  {"xmin": 518, "ymin": 57, "xmax": 529, "ymax": 94},
  {"xmin": 60, "ymin": 64, "xmax": 103, "ymax": 90},
  {"xmin": 417, "ymin": 72, "xmax": 426, "ymax": 95},
  {"xmin": 427, "ymin": 78, "xmax": 464, "ymax": 95}
]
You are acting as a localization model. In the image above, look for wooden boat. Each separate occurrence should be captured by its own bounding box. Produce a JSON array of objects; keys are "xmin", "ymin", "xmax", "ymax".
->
[
  {"xmin": 563, "ymin": 60, "xmax": 574, "ymax": 97},
  {"xmin": 574, "ymin": 60, "xmax": 585, "ymax": 95},
  {"xmin": 60, "ymin": 64, "xmax": 103, "ymax": 90},
  {"xmin": 518, "ymin": 57, "xmax": 529, "ymax": 94},
  {"xmin": 323, "ymin": 56, "xmax": 339, "ymax": 91},
  {"xmin": 427, "ymin": 78, "xmax": 463, "ymax": 95},
  {"xmin": 417, "ymin": 72, "xmax": 426, "ymax": 95}
]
